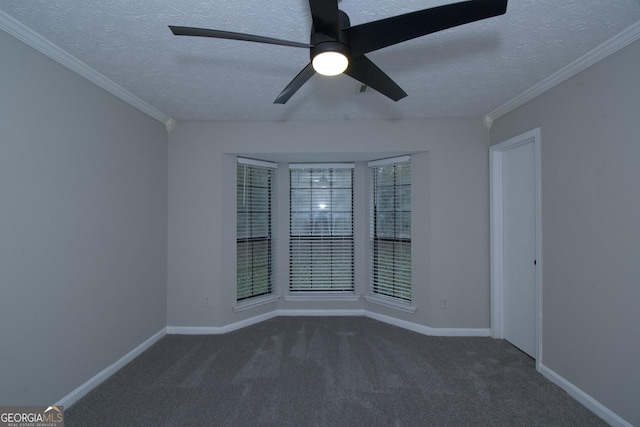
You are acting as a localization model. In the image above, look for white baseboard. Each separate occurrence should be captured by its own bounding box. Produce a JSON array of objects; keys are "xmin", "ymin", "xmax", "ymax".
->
[
  {"xmin": 167, "ymin": 311, "xmax": 279, "ymax": 335},
  {"xmin": 277, "ymin": 309, "xmax": 365, "ymax": 317},
  {"xmin": 539, "ymin": 364, "xmax": 633, "ymax": 427},
  {"xmin": 166, "ymin": 310, "xmax": 364, "ymax": 335},
  {"xmin": 56, "ymin": 327, "xmax": 166, "ymax": 408},
  {"xmin": 166, "ymin": 325, "xmax": 227, "ymax": 334},
  {"xmin": 168, "ymin": 310, "xmax": 489, "ymax": 338},
  {"xmin": 365, "ymin": 311, "xmax": 491, "ymax": 337}
]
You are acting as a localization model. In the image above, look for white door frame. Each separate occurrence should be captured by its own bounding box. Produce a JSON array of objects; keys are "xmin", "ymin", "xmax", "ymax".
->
[{"xmin": 490, "ymin": 128, "xmax": 542, "ymax": 369}]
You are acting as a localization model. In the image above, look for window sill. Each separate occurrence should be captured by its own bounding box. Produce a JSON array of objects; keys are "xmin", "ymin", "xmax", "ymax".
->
[
  {"xmin": 364, "ymin": 294, "xmax": 417, "ymax": 313},
  {"xmin": 284, "ymin": 293, "xmax": 361, "ymax": 302},
  {"xmin": 233, "ymin": 294, "xmax": 280, "ymax": 312}
]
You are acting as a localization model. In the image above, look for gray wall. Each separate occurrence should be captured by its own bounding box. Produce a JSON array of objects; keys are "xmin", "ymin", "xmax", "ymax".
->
[
  {"xmin": 0, "ymin": 31, "xmax": 168, "ymax": 404},
  {"xmin": 168, "ymin": 119, "xmax": 490, "ymax": 330},
  {"xmin": 489, "ymin": 39, "xmax": 640, "ymax": 425}
]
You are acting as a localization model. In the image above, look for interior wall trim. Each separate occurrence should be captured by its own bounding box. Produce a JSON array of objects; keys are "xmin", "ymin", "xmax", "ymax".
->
[
  {"xmin": 166, "ymin": 310, "xmax": 490, "ymax": 337},
  {"xmin": 56, "ymin": 327, "xmax": 167, "ymax": 409},
  {"xmin": 483, "ymin": 20, "xmax": 640, "ymax": 129},
  {"xmin": 539, "ymin": 364, "xmax": 633, "ymax": 427},
  {"xmin": 167, "ymin": 311, "xmax": 279, "ymax": 335},
  {"xmin": 364, "ymin": 311, "xmax": 490, "ymax": 337},
  {"xmin": 0, "ymin": 9, "xmax": 174, "ymax": 128}
]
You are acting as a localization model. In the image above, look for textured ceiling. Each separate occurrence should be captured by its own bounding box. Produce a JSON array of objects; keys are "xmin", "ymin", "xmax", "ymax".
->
[{"xmin": 1, "ymin": 0, "xmax": 640, "ymax": 122}]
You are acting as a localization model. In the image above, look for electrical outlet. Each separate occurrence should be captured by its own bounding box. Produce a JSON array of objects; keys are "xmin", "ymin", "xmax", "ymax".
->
[
  {"xmin": 204, "ymin": 296, "xmax": 211, "ymax": 307},
  {"xmin": 440, "ymin": 297, "xmax": 449, "ymax": 309}
]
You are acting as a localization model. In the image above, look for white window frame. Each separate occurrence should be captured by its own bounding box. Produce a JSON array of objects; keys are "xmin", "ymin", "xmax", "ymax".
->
[
  {"xmin": 236, "ymin": 158, "xmax": 277, "ymax": 306},
  {"xmin": 366, "ymin": 156, "xmax": 414, "ymax": 311},
  {"xmin": 288, "ymin": 163, "xmax": 356, "ymax": 297}
]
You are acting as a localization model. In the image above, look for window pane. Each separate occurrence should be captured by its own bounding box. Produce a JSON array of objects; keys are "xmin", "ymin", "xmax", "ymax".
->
[
  {"xmin": 377, "ymin": 186, "xmax": 395, "ymax": 211},
  {"xmin": 312, "ymin": 212, "xmax": 332, "ymax": 236},
  {"xmin": 377, "ymin": 166, "xmax": 395, "ymax": 186},
  {"xmin": 395, "ymin": 163, "xmax": 411, "ymax": 185},
  {"xmin": 251, "ymin": 213, "xmax": 269, "ymax": 237},
  {"xmin": 332, "ymin": 212, "xmax": 352, "ymax": 236},
  {"xmin": 311, "ymin": 189, "xmax": 331, "ymax": 213},
  {"xmin": 237, "ymin": 162, "xmax": 274, "ymax": 301},
  {"xmin": 290, "ymin": 167, "xmax": 354, "ymax": 293},
  {"xmin": 332, "ymin": 189, "xmax": 352, "ymax": 212},
  {"xmin": 376, "ymin": 212, "xmax": 395, "ymax": 238},
  {"xmin": 237, "ymin": 213, "xmax": 250, "ymax": 239},
  {"xmin": 330, "ymin": 169, "xmax": 352, "ymax": 187},
  {"xmin": 396, "ymin": 185, "xmax": 411, "ymax": 212},
  {"xmin": 291, "ymin": 189, "xmax": 312, "ymax": 211},
  {"xmin": 291, "ymin": 213, "xmax": 312, "ymax": 235},
  {"xmin": 290, "ymin": 169, "xmax": 309, "ymax": 188},
  {"xmin": 396, "ymin": 212, "xmax": 411, "ymax": 239},
  {"xmin": 370, "ymin": 159, "xmax": 412, "ymax": 302}
]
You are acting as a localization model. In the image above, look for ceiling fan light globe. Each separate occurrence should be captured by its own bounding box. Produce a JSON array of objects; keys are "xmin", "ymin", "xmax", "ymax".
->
[{"xmin": 312, "ymin": 51, "xmax": 348, "ymax": 76}]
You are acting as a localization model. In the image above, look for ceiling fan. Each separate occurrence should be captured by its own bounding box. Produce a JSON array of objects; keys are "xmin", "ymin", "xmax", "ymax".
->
[{"xmin": 170, "ymin": 0, "xmax": 508, "ymax": 104}]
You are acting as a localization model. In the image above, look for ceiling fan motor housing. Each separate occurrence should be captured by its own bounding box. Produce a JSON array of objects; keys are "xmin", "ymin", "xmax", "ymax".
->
[
  {"xmin": 310, "ymin": 40, "xmax": 350, "ymax": 61},
  {"xmin": 309, "ymin": 8, "xmax": 351, "ymax": 62}
]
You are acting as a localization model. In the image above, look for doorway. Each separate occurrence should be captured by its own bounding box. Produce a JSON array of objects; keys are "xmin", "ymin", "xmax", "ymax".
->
[{"xmin": 490, "ymin": 128, "xmax": 542, "ymax": 367}]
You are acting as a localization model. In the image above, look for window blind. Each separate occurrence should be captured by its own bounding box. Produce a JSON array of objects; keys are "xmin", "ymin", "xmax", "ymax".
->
[
  {"xmin": 289, "ymin": 164, "xmax": 354, "ymax": 293},
  {"xmin": 369, "ymin": 157, "xmax": 411, "ymax": 301},
  {"xmin": 237, "ymin": 159, "xmax": 276, "ymax": 301}
]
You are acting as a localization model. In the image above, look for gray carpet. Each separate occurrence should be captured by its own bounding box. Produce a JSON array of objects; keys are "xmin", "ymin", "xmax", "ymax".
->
[{"xmin": 66, "ymin": 316, "xmax": 606, "ymax": 426}]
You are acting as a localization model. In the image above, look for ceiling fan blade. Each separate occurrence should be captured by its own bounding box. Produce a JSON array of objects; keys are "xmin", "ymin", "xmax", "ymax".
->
[
  {"xmin": 274, "ymin": 63, "xmax": 316, "ymax": 104},
  {"xmin": 308, "ymin": 0, "xmax": 341, "ymax": 40},
  {"xmin": 344, "ymin": 56, "xmax": 407, "ymax": 102},
  {"xmin": 344, "ymin": 0, "xmax": 507, "ymax": 56},
  {"xmin": 169, "ymin": 26, "xmax": 311, "ymax": 49}
]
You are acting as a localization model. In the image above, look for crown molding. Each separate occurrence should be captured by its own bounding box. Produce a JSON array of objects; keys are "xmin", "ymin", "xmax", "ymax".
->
[
  {"xmin": 164, "ymin": 118, "xmax": 177, "ymax": 133},
  {"xmin": 484, "ymin": 20, "xmax": 640, "ymax": 129},
  {"xmin": 0, "ymin": 9, "xmax": 174, "ymax": 130}
]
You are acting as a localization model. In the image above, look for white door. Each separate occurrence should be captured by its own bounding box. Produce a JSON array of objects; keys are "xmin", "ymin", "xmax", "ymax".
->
[
  {"xmin": 490, "ymin": 129, "xmax": 540, "ymax": 360},
  {"xmin": 502, "ymin": 142, "xmax": 537, "ymax": 356}
]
